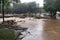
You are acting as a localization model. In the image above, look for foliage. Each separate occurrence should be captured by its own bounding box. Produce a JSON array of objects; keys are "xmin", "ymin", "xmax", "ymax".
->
[
  {"xmin": 44, "ymin": 0, "xmax": 60, "ymax": 12},
  {"xmin": 55, "ymin": 0, "xmax": 60, "ymax": 11},
  {"xmin": 13, "ymin": 2, "xmax": 39, "ymax": 13},
  {"xmin": 0, "ymin": 0, "xmax": 41, "ymax": 14},
  {"xmin": 44, "ymin": 0, "xmax": 56, "ymax": 12},
  {"xmin": 44, "ymin": 0, "xmax": 60, "ymax": 18}
]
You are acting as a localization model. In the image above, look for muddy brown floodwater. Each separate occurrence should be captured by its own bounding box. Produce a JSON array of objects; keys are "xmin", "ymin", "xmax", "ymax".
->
[
  {"xmin": 0, "ymin": 17, "xmax": 60, "ymax": 40},
  {"xmin": 21, "ymin": 18, "xmax": 60, "ymax": 40}
]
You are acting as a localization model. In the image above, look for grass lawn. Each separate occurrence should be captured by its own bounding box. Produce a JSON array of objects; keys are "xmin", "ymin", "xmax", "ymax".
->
[{"xmin": 0, "ymin": 29, "xmax": 14, "ymax": 40}]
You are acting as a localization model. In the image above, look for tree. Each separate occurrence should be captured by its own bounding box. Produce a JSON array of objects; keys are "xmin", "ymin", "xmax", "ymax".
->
[
  {"xmin": 55, "ymin": 0, "xmax": 60, "ymax": 11},
  {"xmin": 44, "ymin": 0, "xmax": 57, "ymax": 18},
  {"xmin": 0, "ymin": 0, "xmax": 10, "ymax": 22},
  {"xmin": 13, "ymin": 0, "xmax": 20, "ymax": 3},
  {"xmin": 0, "ymin": 0, "xmax": 20, "ymax": 22},
  {"xmin": 13, "ymin": 1, "xmax": 38, "ymax": 14},
  {"xmin": 0, "ymin": 0, "xmax": 13, "ymax": 22}
]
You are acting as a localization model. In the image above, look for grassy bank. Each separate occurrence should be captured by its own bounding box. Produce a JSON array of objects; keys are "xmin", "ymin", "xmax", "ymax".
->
[{"xmin": 0, "ymin": 29, "xmax": 14, "ymax": 40}]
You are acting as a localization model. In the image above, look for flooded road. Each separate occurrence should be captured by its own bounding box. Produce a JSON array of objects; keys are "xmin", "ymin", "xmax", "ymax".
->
[
  {"xmin": 20, "ymin": 18, "xmax": 60, "ymax": 40},
  {"xmin": 0, "ymin": 17, "xmax": 60, "ymax": 40},
  {"xmin": 22, "ymin": 19, "xmax": 44, "ymax": 40}
]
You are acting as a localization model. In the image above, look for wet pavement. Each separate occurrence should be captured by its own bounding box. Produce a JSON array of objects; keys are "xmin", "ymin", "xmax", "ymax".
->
[{"xmin": 0, "ymin": 17, "xmax": 60, "ymax": 40}]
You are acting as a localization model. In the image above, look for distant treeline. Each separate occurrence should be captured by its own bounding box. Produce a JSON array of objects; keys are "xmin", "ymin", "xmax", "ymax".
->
[{"xmin": 0, "ymin": 0, "xmax": 46, "ymax": 14}]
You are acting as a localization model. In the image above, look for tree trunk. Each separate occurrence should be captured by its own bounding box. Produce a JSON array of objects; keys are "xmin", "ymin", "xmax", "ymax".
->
[
  {"xmin": 2, "ymin": 0, "xmax": 5, "ymax": 23},
  {"xmin": 50, "ymin": 11, "xmax": 56, "ymax": 19},
  {"xmin": 52, "ymin": 11, "xmax": 56, "ymax": 19},
  {"xmin": 50, "ymin": 11, "xmax": 53, "ymax": 18}
]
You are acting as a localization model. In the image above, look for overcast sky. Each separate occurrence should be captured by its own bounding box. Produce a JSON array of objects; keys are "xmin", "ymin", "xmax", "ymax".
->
[{"xmin": 20, "ymin": 0, "xmax": 44, "ymax": 7}]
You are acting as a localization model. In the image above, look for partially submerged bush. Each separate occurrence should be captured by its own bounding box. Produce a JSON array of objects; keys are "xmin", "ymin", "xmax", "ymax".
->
[
  {"xmin": 3, "ymin": 20, "xmax": 16, "ymax": 25},
  {"xmin": 20, "ymin": 14, "xmax": 27, "ymax": 18},
  {"xmin": 34, "ymin": 16, "xmax": 41, "ymax": 19},
  {"xmin": 0, "ymin": 20, "xmax": 17, "ymax": 28}
]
